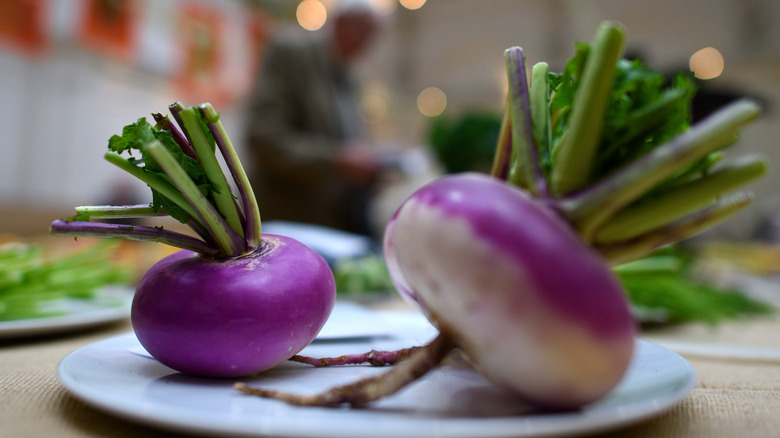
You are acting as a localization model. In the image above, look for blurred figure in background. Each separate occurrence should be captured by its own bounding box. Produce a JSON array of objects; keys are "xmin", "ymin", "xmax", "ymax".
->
[{"xmin": 245, "ymin": 0, "xmax": 385, "ymax": 236}]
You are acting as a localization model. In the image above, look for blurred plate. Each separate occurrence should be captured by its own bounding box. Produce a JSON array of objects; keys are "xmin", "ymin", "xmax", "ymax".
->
[
  {"xmin": 58, "ymin": 307, "xmax": 696, "ymax": 437},
  {"xmin": 315, "ymin": 300, "xmax": 435, "ymax": 341},
  {"xmin": 262, "ymin": 221, "xmax": 375, "ymax": 265},
  {"xmin": 0, "ymin": 286, "xmax": 132, "ymax": 340}
]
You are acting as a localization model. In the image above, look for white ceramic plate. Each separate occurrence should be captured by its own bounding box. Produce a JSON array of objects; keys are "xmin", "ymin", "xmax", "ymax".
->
[
  {"xmin": 0, "ymin": 286, "xmax": 133, "ymax": 340},
  {"xmin": 58, "ymin": 309, "xmax": 696, "ymax": 438}
]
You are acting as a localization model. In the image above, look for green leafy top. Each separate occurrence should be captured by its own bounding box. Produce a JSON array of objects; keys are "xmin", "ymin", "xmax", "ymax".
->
[
  {"xmin": 496, "ymin": 21, "xmax": 765, "ymax": 266},
  {"xmin": 107, "ymin": 118, "xmax": 217, "ymax": 224},
  {"xmin": 51, "ymin": 103, "xmax": 262, "ymax": 259},
  {"xmin": 548, "ymin": 46, "xmax": 698, "ymax": 181}
]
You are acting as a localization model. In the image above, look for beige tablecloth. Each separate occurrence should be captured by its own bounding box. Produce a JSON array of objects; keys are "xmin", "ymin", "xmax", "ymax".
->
[{"xmin": 2, "ymin": 309, "xmax": 780, "ymax": 438}]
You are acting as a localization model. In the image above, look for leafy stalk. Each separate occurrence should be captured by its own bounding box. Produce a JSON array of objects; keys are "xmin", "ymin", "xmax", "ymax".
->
[
  {"xmin": 594, "ymin": 155, "xmax": 766, "ymax": 244},
  {"xmin": 564, "ymin": 99, "xmax": 760, "ymax": 242},
  {"xmin": 104, "ymin": 152, "xmax": 202, "ymax": 224},
  {"xmin": 551, "ymin": 22, "xmax": 626, "ymax": 194},
  {"xmin": 598, "ymin": 192, "xmax": 753, "ymax": 266},
  {"xmin": 560, "ymin": 99, "xmax": 760, "ymax": 240},
  {"xmin": 177, "ymin": 107, "xmax": 245, "ymax": 238},
  {"xmin": 147, "ymin": 141, "xmax": 246, "ymax": 257},
  {"xmin": 200, "ymin": 103, "xmax": 262, "ymax": 249}
]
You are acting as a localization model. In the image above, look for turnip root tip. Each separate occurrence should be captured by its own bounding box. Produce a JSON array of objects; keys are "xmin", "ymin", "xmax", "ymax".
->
[
  {"xmin": 235, "ymin": 334, "xmax": 454, "ymax": 407},
  {"xmin": 290, "ymin": 345, "xmax": 424, "ymax": 367}
]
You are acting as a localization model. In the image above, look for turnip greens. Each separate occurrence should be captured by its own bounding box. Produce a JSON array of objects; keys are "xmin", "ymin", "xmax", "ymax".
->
[{"xmin": 51, "ymin": 103, "xmax": 336, "ymax": 378}]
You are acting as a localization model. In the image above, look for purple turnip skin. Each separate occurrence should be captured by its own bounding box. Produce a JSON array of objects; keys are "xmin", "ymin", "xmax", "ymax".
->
[
  {"xmin": 384, "ymin": 173, "xmax": 636, "ymax": 409},
  {"xmin": 132, "ymin": 234, "xmax": 336, "ymax": 378}
]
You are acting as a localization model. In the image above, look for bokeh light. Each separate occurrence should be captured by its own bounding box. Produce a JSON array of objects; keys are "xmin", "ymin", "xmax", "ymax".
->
[
  {"xmin": 297, "ymin": 0, "xmax": 328, "ymax": 31},
  {"xmin": 689, "ymin": 47, "xmax": 724, "ymax": 80},
  {"xmin": 400, "ymin": 0, "xmax": 427, "ymax": 10},
  {"xmin": 417, "ymin": 87, "xmax": 447, "ymax": 117}
]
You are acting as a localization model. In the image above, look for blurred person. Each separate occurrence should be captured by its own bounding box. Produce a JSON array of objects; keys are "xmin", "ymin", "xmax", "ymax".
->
[{"xmin": 245, "ymin": 0, "xmax": 386, "ymax": 236}]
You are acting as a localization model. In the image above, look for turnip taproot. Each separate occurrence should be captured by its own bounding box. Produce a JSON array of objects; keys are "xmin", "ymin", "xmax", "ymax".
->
[
  {"xmin": 51, "ymin": 103, "xmax": 336, "ymax": 377},
  {"xmin": 236, "ymin": 21, "xmax": 765, "ymax": 409}
]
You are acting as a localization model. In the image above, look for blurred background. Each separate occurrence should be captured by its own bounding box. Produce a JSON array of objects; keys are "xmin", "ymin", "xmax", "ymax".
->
[{"xmin": 0, "ymin": 0, "xmax": 778, "ymax": 242}]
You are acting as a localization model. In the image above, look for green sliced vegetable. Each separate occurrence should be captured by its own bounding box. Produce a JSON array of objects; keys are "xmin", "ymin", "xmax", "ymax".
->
[{"xmin": 0, "ymin": 242, "xmax": 132, "ymax": 321}]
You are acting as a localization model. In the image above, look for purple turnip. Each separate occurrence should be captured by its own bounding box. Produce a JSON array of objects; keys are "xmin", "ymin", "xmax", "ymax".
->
[
  {"xmin": 51, "ymin": 103, "xmax": 336, "ymax": 377},
  {"xmin": 132, "ymin": 236, "xmax": 334, "ymax": 377},
  {"xmin": 236, "ymin": 21, "xmax": 764, "ymax": 409}
]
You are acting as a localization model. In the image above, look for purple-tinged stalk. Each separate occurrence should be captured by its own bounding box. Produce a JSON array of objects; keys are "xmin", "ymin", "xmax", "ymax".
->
[
  {"xmin": 152, "ymin": 113, "xmax": 198, "ymax": 161},
  {"xmin": 50, "ymin": 102, "xmax": 336, "ymax": 377},
  {"xmin": 489, "ymin": 106, "xmax": 512, "ymax": 179},
  {"xmin": 237, "ymin": 21, "xmax": 766, "ymax": 410},
  {"xmin": 505, "ymin": 47, "xmax": 548, "ymax": 197},
  {"xmin": 50, "ymin": 220, "xmax": 218, "ymax": 256}
]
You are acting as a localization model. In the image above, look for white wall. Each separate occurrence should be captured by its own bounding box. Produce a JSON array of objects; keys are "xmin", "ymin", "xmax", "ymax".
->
[
  {"xmin": 1, "ymin": 0, "xmax": 778, "ymax": 238},
  {"xmin": 0, "ymin": 0, "xmax": 253, "ymax": 217}
]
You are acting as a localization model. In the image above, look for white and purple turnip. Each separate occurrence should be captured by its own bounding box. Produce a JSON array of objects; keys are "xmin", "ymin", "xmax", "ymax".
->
[{"xmin": 237, "ymin": 21, "xmax": 765, "ymax": 410}]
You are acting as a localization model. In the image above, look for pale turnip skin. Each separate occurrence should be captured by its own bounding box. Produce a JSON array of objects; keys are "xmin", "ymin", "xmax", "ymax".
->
[
  {"xmin": 132, "ymin": 234, "xmax": 336, "ymax": 377},
  {"xmin": 384, "ymin": 173, "xmax": 636, "ymax": 409}
]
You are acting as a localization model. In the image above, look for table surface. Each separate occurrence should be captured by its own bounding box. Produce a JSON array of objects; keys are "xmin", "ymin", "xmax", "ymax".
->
[{"xmin": 2, "ymin": 300, "xmax": 780, "ymax": 438}]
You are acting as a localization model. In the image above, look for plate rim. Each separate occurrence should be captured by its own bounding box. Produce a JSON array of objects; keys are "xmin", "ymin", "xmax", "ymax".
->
[
  {"xmin": 0, "ymin": 287, "xmax": 133, "ymax": 340},
  {"xmin": 56, "ymin": 330, "xmax": 696, "ymax": 438}
]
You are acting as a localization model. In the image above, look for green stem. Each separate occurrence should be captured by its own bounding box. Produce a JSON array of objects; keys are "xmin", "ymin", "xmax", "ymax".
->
[
  {"xmin": 74, "ymin": 204, "xmax": 162, "ymax": 220},
  {"xmin": 550, "ymin": 22, "xmax": 626, "ymax": 194},
  {"xmin": 104, "ymin": 152, "xmax": 201, "ymax": 223},
  {"xmin": 74, "ymin": 204, "xmax": 212, "ymax": 247},
  {"xmin": 530, "ymin": 62, "xmax": 550, "ymax": 164},
  {"xmin": 611, "ymin": 255, "xmax": 682, "ymax": 275},
  {"xmin": 598, "ymin": 192, "xmax": 753, "ymax": 266},
  {"xmin": 490, "ymin": 104, "xmax": 512, "ymax": 179},
  {"xmin": 560, "ymin": 99, "xmax": 761, "ymax": 242},
  {"xmin": 147, "ymin": 141, "xmax": 245, "ymax": 257},
  {"xmin": 178, "ymin": 107, "xmax": 245, "ymax": 238},
  {"xmin": 594, "ymin": 155, "xmax": 766, "ymax": 244},
  {"xmin": 200, "ymin": 103, "xmax": 262, "ymax": 249}
]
